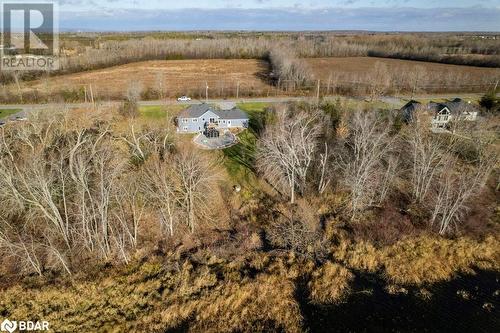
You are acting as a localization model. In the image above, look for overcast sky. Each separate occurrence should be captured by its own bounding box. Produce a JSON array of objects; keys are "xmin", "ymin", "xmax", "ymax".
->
[
  {"xmin": 58, "ymin": 0, "xmax": 500, "ymax": 11},
  {"xmin": 22, "ymin": 0, "xmax": 500, "ymax": 31}
]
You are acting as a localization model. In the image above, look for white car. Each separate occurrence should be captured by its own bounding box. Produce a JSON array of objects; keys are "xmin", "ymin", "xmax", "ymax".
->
[{"xmin": 177, "ymin": 96, "xmax": 192, "ymax": 102}]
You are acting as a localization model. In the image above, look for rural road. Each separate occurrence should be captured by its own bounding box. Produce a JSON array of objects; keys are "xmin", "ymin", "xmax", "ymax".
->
[
  {"xmin": 0, "ymin": 93, "xmax": 487, "ymax": 121},
  {"xmin": 0, "ymin": 97, "xmax": 308, "ymax": 120},
  {"xmin": 0, "ymin": 96, "xmax": 331, "ymax": 111}
]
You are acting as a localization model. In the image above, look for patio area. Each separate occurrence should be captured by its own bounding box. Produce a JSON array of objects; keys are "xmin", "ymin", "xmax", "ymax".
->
[{"xmin": 193, "ymin": 131, "xmax": 239, "ymax": 150}]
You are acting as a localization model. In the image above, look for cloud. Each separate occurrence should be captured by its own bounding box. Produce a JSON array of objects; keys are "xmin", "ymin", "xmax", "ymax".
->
[{"xmin": 59, "ymin": 7, "xmax": 500, "ymax": 32}]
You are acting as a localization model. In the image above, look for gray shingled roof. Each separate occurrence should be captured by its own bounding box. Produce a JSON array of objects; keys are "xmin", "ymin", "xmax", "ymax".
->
[
  {"xmin": 214, "ymin": 107, "xmax": 248, "ymax": 120},
  {"xmin": 400, "ymin": 100, "xmax": 422, "ymax": 122},
  {"xmin": 179, "ymin": 104, "xmax": 249, "ymax": 120},
  {"xmin": 178, "ymin": 104, "xmax": 213, "ymax": 118},
  {"xmin": 428, "ymin": 98, "xmax": 478, "ymax": 115}
]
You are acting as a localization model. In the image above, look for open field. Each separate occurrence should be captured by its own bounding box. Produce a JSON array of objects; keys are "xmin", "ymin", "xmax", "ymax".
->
[
  {"xmin": 4, "ymin": 57, "xmax": 498, "ymax": 105},
  {"xmin": 20, "ymin": 59, "xmax": 272, "ymax": 100},
  {"xmin": 306, "ymin": 57, "xmax": 500, "ymax": 94},
  {"xmin": 307, "ymin": 57, "xmax": 500, "ymax": 80}
]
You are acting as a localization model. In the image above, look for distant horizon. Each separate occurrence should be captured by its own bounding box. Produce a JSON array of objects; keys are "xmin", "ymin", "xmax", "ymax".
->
[
  {"xmin": 56, "ymin": 6, "xmax": 500, "ymax": 32},
  {"xmin": 57, "ymin": 29, "xmax": 500, "ymax": 33}
]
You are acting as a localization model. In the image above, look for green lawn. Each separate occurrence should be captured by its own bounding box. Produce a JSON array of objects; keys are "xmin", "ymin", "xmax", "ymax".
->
[
  {"xmin": 221, "ymin": 102, "xmax": 269, "ymax": 188},
  {"xmin": 139, "ymin": 105, "xmax": 186, "ymax": 120},
  {"xmin": 0, "ymin": 109, "xmax": 21, "ymax": 119},
  {"xmin": 236, "ymin": 102, "xmax": 270, "ymax": 115}
]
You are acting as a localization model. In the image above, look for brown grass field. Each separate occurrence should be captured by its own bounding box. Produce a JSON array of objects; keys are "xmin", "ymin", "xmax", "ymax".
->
[
  {"xmin": 8, "ymin": 57, "xmax": 500, "ymax": 102},
  {"xmin": 306, "ymin": 57, "xmax": 500, "ymax": 78},
  {"xmin": 306, "ymin": 57, "xmax": 500, "ymax": 92},
  {"xmin": 24, "ymin": 59, "xmax": 272, "ymax": 99}
]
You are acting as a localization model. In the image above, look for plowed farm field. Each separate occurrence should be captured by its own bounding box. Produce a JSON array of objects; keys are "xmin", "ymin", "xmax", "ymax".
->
[
  {"xmin": 12, "ymin": 57, "xmax": 500, "ymax": 101},
  {"xmin": 24, "ymin": 59, "xmax": 273, "ymax": 99},
  {"xmin": 305, "ymin": 57, "xmax": 500, "ymax": 92}
]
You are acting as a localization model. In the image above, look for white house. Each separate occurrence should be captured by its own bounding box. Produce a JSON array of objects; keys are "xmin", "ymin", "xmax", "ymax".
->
[{"xmin": 400, "ymin": 98, "xmax": 478, "ymax": 130}]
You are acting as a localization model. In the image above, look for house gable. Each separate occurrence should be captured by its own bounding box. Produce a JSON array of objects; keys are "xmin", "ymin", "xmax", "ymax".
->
[
  {"xmin": 197, "ymin": 110, "xmax": 220, "ymax": 121},
  {"xmin": 437, "ymin": 107, "xmax": 451, "ymax": 115}
]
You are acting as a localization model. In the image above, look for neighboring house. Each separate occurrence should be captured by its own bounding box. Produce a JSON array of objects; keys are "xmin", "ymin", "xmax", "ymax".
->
[
  {"xmin": 400, "ymin": 100, "xmax": 422, "ymax": 123},
  {"xmin": 428, "ymin": 98, "xmax": 478, "ymax": 129},
  {"xmin": 176, "ymin": 104, "xmax": 249, "ymax": 134},
  {"xmin": 400, "ymin": 98, "xmax": 478, "ymax": 130}
]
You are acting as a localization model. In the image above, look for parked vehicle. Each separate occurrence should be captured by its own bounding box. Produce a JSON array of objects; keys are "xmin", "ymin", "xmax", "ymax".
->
[{"xmin": 177, "ymin": 96, "xmax": 192, "ymax": 102}]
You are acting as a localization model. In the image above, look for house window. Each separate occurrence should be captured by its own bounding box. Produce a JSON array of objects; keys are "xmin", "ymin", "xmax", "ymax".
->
[
  {"xmin": 183, "ymin": 126, "xmax": 188, "ymax": 131},
  {"xmin": 228, "ymin": 120, "xmax": 231, "ymax": 127},
  {"xmin": 183, "ymin": 119, "xmax": 188, "ymax": 123},
  {"xmin": 192, "ymin": 118, "xmax": 198, "ymax": 122}
]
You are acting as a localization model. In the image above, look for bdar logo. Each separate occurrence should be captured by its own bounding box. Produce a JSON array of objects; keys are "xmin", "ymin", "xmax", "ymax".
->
[{"xmin": 0, "ymin": 319, "xmax": 17, "ymax": 333}]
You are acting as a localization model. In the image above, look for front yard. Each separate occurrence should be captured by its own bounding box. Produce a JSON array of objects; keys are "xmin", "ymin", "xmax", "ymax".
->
[{"xmin": 0, "ymin": 109, "xmax": 21, "ymax": 120}]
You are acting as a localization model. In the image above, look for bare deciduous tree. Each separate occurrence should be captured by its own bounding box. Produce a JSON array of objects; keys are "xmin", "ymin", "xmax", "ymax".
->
[
  {"xmin": 318, "ymin": 142, "xmax": 332, "ymax": 194},
  {"xmin": 0, "ymin": 105, "xmax": 225, "ymax": 277},
  {"xmin": 334, "ymin": 111, "xmax": 394, "ymax": 219},
  {"xmin": 120, "ymin": 124, "xmax": 174, "ymax": 163},
  {"xmin": 268, "ymin": 47, "xmax": 313, "ymax": 91},
  {"xmin": 0, "ymin": 220, "xmax": 44, "ymax": 276},
  {"xmin": 174, "ymin": 148, "xmax": 221, "ymax": 233},
  {"xmin": 405, "ymin": 109, "xmax": 455, "ymax": 203},
  {"xmin": 126, "ymin": 81, "xmax": 144, "ymax": 102},
  {"xmin": 257, "ymin": 107, "xmax": 322, "ymax": 203},
  {"xmin": 430, "ymin": 138, "xmax": 498, "ymax": 235},
  {"xmin": 143, "ymin": 155, "xmax": 180, "ymax": 237},
  {"xmin": 369, "ymin": 62, "xmax": 391, "ymax": 101}
]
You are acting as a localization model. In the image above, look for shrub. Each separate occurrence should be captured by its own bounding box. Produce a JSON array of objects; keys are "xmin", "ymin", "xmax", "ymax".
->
[
  {"xmin": 480, "ymin": 90, "xmax": 499, "ymax": 114},
  {"xmin": 308, "ymin": 262, "xmax": 353, "ymax": 304},
  {"xmin": 118, "ymin": 100, "xmax": 139, "ymax": 118},
  {"xmin": 382, "ymin": 236, "xmax": 500, "ymax": 285}
]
